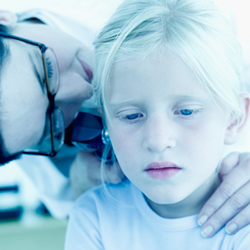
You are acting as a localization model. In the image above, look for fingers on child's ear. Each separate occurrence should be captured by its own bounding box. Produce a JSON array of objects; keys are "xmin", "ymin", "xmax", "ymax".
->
[
  {"xmin": 224, "ymin": 93, "xmax": 250, "ymax": 145},
  {"xmin": 219, "ymin": 152, "xmax": 240, "ymax": 180},
  {"xmin": 0, "ymin": 10, "xmax": 17, "ymax": 26}
]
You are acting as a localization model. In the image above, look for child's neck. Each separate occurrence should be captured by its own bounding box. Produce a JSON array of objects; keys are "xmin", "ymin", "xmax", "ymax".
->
[{"xmin": 145, "ymin": 172, "xmax": 220, "ymax": 219}]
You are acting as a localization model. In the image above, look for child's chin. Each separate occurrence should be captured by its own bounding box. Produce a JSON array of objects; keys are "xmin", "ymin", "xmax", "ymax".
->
[{"xmin": 145, "ymin": 191, "xmax": 188, "ymax": 205}]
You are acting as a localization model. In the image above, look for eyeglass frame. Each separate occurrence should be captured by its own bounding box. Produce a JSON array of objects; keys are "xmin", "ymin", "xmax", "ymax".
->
[{"xmin": 0, "ymin": 31, "xmax": 64, "ymax": 157}]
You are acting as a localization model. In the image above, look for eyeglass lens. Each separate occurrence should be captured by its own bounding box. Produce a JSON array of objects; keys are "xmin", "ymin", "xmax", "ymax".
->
[
  {"xmin": 34, "ymin": 108, "xmax": 65, "ymax": 154},
  {"xmin": 44, "ymin": 48, "xmax": 60, "ymax": 94},
  {"xmin": 36, "ymin": 48, "xmax": 64, "ymax": 154},
  {"xmin": 23, "ymin": 48, "xmax": 64, "ymax": 155}
]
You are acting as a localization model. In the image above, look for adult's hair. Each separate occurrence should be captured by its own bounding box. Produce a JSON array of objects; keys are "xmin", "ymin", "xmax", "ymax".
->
[
  {"xmin": 93, "ymin": 0, "xmax": 245, "ymax": 120},
  {"xmin": 0, "ymin": 24, "xmax": 21, "ymax": 165}
]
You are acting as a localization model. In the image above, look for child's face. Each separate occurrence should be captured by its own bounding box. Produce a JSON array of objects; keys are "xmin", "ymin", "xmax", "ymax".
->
[{"xmin": 106, "ymin": 54, "xmax": 230, "ymax": 207}]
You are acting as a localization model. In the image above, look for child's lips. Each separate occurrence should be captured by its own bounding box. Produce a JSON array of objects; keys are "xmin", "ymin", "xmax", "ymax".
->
[{"xmin": 145, "ymin": 161, "xmax": 181, "ymax": 179}]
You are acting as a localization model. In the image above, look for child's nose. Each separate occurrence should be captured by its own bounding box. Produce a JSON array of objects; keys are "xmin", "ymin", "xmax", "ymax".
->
[{"xmin": 142, "ymin": 116, "xmax": 176, "ymax": 153}]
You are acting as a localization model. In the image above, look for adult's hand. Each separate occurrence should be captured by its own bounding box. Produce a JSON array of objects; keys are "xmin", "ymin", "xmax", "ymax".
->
[
  {"xmin": 198, "ymin": 152, "xmax": 250, "ymax": 237},
  {"xmin": 69, "ymin": 150, "xmax": 124, "ymax": 198}
]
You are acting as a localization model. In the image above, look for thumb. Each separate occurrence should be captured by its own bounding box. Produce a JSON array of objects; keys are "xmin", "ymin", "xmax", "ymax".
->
[{"xmin": 219, "ymin": 152, "xmax": 240, "ymax": 181}]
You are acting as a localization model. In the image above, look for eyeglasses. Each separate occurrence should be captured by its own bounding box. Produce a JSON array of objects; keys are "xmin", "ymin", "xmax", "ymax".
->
[{"xmin": 0, "ymin": 32, "xmax": 65, "ymax": 157}]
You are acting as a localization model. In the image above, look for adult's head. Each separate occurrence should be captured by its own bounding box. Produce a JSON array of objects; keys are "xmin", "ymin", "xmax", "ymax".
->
[{"xmin": 0, "ymin": 10, "xmax": 94, "ymax": 164}]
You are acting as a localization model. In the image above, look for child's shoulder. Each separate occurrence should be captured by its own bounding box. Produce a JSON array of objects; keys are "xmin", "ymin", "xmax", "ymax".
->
[
  {"xmin": 72, "ymin": 179, "xmax": 133, "ymax": 211},
  {"xmin": 66, "ymin": 181, "xmax": 134, "ymax": 250}
]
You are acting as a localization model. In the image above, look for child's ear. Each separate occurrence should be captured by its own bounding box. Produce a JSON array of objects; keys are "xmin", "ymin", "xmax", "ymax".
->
[
  {"xmin": 0, "ymin": 10, "xmax": 17, "ymax": 26},
  {"xmin": 224, "ymin": 93, "xmax": 250, "ymax": 145}
]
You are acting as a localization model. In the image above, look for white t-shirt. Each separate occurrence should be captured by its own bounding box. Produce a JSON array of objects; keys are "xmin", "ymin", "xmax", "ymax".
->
[{"xmin": 65, "ymin": 179, "xmax": 250, "ymax": 250}]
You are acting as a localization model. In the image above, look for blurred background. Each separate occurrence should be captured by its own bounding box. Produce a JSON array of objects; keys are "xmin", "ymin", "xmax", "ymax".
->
[
  {"xmin": 0, "ymin": 162, "xmax": 67, "ymax": 250},
  {"xmin": 0, "ymin": 0, "xmax": 249, "ymax": 250}
]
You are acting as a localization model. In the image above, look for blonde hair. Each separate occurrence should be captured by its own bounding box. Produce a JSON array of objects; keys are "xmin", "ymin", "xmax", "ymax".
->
[{"xmin": 93, "ymin": 0, "xmax": 245, "ymax": 120}]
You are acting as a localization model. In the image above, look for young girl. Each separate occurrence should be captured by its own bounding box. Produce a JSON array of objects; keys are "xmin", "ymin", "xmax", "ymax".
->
[{"xmin": 65, "ymin": 0, "xmax": 250, "ymax": 249}]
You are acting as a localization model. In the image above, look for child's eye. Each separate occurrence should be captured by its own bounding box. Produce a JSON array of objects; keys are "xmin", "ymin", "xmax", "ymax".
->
[
  {"xmin": 174, "ymin": 109, "xmax": 201, "ymax": 116},
  {"xmin": 178, "ymin": 109, "xmax": 193, "ymax": 115},
  {"xmin": 119, "ymin": 113, "xmax": 143, "ymax": 121},
  {"xmin": 126, "ymin": 113, "xmax": 143, "ymax": 120}
]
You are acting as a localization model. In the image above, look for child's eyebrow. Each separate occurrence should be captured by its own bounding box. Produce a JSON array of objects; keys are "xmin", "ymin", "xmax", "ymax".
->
[
  {"xmin": 108, "ymin": 100, "xmax": 142, "ymax": 109},
  {"xmin": 172, "ymin": 94, "xmax": 207, "ymax": 102},
  {"xmin": 109, "ymin": 94, "xmax": 207, "ymax": 107}
]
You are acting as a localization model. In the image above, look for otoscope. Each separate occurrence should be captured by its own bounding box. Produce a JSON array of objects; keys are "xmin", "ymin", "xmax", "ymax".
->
[{"xmin": 65, "ymin": 111, "xmax": 114, "ymax": 163}]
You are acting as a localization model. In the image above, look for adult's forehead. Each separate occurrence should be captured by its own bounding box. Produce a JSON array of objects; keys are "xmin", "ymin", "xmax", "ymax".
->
[
  {"xmin": 0, "ymin": 40, "xmax": 48, "ymax": 154},
  {"xmin": 0, "ymin": 35, "xmax": 11, "ymax": 87},
  {"xmin": 8, "ymin": 38, "xmax": 41, "ymax": 60},
  {"xmin": 5, "ymin": 39, "xmax": 43, "ymax": 87},
  {"xmin": 0, "ymin": 35, "xmax": 11, "ymax": 144},
  {"xmin": 1, "ymin": 40, "xmax": 44, "ymax": 107}
]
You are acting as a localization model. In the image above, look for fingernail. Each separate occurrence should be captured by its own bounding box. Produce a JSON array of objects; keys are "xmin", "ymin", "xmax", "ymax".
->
[
  {"xmin": 226, "ymin": 223, "xmax": 237, "ymax": 234},
  {"xmin": 201, "ymin": 226, "xmax": 213, "ymax": 237},
  {"xmin": 198, "ymin": 215, "xmax": 208, "ymax": 226}
]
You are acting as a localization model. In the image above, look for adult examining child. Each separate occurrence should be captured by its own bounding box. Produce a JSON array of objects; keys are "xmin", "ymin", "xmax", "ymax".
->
[{"xmin": 0, "ymin": 0, "xmax": 249, "ymax": 238}]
